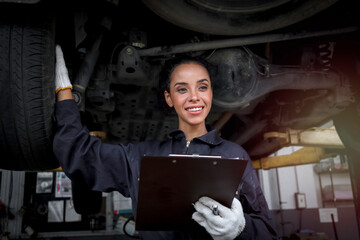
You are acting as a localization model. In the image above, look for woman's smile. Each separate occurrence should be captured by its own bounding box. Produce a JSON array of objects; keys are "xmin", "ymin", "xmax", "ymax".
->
[
  {"xmin": 164, "ymin": 62, "xmax": 212, "ymax": 136},
  {"xmin": 185, "ymin": 106, "xmax": 204, "ymax": 114}
]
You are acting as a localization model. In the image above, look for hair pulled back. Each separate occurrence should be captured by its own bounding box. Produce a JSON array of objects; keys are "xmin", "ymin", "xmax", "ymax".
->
[{"xmin": 157, "ymin": 56, "xmax": 212, "ymax": 113}]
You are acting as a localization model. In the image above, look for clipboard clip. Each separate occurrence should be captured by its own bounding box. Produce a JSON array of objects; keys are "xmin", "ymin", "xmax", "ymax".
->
[{"xmin": 168, "ymin": 154, "xmax": 222, "ymax": 158}]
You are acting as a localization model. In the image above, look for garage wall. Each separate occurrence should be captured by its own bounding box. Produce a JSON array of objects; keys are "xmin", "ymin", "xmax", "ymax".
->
[
  {"xmin": 259, "ymin": 146, "xmax": 321, "ymax": 210},
  {"xmin": 257, "ymin": 146, "xmax": 359, "ymax": 239},
  {"xmin": 259, "ymin": 146, "xmax": 352, "ymax": 210},
  {"xmin": 270, "ymin": 207, "xmax": 359, "ymax": 240}
]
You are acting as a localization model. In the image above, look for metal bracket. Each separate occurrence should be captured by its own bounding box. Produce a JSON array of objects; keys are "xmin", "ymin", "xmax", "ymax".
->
[
  {"xmin": 264, "ymin": 127, "xmax": 345, "ymax": 149},
  {"xmin": 112, "ymin": 46, "xmax": 149, "ymax": 85}
]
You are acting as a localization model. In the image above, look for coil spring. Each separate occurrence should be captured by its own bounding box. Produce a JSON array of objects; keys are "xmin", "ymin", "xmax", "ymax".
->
[{"xmin": 318, "ymin": 42, "xmax": 335, "ymax": 71}]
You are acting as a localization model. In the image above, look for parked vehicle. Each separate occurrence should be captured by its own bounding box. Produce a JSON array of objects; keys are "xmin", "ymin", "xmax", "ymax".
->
[{"xmin": 0, "ymin": 0, "xmax": 359, "ymax": 170}]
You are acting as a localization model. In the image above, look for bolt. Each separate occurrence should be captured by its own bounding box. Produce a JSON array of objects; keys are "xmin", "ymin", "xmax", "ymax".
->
[{"xmin": 126, "ymin": 47, "xmax": 133, "ymax": 55}]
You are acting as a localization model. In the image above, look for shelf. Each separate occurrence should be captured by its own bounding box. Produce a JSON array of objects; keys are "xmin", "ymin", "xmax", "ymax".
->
[{"xmin": 317, "ymin": 169, "xmax": 349, "ymax": 174}]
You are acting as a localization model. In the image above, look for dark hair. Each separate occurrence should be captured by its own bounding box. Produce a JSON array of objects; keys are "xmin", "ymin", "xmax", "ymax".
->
[
  {"xmin": 159, "ymin": 56, "xmax": 212, "ymax": 93},
  {"xmin": 157, "ymin": 56, "xmax": 212, "ymax": 113}
]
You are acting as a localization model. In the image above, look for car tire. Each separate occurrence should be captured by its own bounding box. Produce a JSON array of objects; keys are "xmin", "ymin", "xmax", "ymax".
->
[
  {"xmin": 333, "ymin": 104, "xmax": 360, "ymax": 154},
  {"xmin": 0, "ymin": 5, "xmax": 58, "ymax": 170},
  {"xmin": 143, "ymin": 0, "xmax": 338, "ymax": 35},
  {"xmin": 332, "ymin": 40, "xmax": 360, "ymax": 154}
]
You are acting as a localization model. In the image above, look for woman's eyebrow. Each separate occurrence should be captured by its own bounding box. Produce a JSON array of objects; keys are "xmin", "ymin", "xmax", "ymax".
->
[
  {"xmin": 173, "ymin": 82, "xmax": 188, "ymax": 87},
  {"xmin": 173, "ymin": 79, "xmax": 209, "ymax": 87},
  {"xmin": 198, "ymin": 79, "xmax": 209, "ymax": 83}
]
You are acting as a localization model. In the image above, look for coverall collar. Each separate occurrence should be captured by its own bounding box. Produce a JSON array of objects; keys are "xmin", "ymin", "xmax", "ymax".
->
[{"xmin": 169, "ymin": 125, "xmax": 224, "ymax": 146}]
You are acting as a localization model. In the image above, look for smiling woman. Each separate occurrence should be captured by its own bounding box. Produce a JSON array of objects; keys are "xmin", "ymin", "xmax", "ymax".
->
[
  {"xmin": 53, "ymin": 50, "xmax": 278, "ymax": 239},
  {"xmin": 163, "ymin": 60, "xmax": 213, "ymax": 141}
]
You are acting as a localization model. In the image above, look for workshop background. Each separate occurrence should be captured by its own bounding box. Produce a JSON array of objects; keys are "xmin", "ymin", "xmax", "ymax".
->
[
  {"xmin": 0, "ymin": 122, "xmax": 358, "ymax": 240},
  {"xmin": 0, "ymin": 0, "xmax": 360, "ymax": 239}
]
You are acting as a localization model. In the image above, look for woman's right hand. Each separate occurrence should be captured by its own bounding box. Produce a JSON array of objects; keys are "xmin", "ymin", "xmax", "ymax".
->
[{"xmin": 55, "ymin": 45, "xmax": 73, "ymax": 101}]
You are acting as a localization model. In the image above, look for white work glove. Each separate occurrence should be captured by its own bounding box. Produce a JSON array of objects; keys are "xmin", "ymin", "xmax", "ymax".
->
[
  {"xmin": 55, "ymin": 45, "xmax": 72, "ymax": 94},
  {"xmin": 192, "ymin": 197, "xmax": 246, "ymax": 240}
]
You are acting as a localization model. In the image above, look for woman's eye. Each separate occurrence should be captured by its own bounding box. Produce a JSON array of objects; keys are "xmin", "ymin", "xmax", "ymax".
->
[
  {"xmin": 199, "ymin": 85, "xmax": 208, "ymax": 91},
  {"xmin": 177, "ymin": 88, "xmax": 187, "ymax": 93}
]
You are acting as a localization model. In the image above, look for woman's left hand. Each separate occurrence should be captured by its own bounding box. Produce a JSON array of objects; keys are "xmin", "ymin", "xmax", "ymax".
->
[{"xmin": 192, "ymin": 196, "xmax": 246, "ymax": 240}]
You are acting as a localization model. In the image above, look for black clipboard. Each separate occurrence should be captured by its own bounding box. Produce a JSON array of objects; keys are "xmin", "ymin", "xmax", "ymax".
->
[{"xmin": 135, "ymin": 155, "xmax": 248, "ymax": 230}]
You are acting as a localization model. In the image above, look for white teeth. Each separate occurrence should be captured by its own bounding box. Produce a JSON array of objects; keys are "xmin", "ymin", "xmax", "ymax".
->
[{"xmin": 187, "ymin": 107, "xmax": 203, "ymax": 112}]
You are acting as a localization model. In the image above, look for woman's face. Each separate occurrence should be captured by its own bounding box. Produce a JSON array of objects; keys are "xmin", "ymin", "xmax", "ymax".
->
[{"xmin": 164, "ymin": 62, "xmax": 213, "ymax": 129}]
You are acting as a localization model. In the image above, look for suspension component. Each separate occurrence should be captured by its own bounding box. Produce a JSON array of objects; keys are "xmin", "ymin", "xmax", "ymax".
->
[{"xmin": 318, "ymin": 42, "xmax": 336, "ymax": 71}]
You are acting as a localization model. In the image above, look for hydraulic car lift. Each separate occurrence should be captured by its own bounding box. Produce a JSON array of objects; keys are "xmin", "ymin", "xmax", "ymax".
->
[
  {"xmin": 256, "ymin": 126, "xmax": 360, "ymax": 238},
  {"xmin": 253, "ymin": 126, "xmax": 344, "ymax": 169}
]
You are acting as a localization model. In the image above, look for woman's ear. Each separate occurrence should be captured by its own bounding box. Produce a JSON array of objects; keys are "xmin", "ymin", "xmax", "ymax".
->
[{"xmin": 164, "ymin": 90, "xmax": 173, "ymax": 107}]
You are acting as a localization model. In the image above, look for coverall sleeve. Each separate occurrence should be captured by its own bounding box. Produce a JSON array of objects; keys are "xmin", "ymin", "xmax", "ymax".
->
[
  {"xmin": 236, "ymin": 160, "xmax": 279, "ymax": 239},
  {"xmin": 53, "ymin": 99, "xmax": 136, "ymax": 196}
]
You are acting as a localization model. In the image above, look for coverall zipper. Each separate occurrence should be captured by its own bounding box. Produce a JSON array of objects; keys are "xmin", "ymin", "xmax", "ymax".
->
[{"xmin": 185, "ymin": 140, "xmax": 191, "ymax": 154}]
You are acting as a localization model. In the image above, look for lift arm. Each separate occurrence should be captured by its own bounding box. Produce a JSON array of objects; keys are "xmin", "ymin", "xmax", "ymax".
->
[
  {"xmin": 252, "ymin": 147, "xmax": 337, "ymax": 170},
  {"xmin": 263, "ymin": 127, "xmax": 345, "ymax": 149},
  {"xmin": 253, "ymin": 127, "xmax": 344, "ymax": 169}
]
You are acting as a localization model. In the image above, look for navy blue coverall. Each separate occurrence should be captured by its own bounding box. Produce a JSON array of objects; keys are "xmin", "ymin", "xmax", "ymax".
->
[{"xmin": 53, "ymin": 99, "xmax": 278, "ymax": 239}]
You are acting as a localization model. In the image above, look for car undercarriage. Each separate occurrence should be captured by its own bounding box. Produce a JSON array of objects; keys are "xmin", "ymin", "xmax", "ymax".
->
[
  {"xmin": 0, "ymin": 0, "xmax": 359, "ymax": 169},
  {"xmin": 64, "ymin": 0, "xmax": 359, "ymax": 160},
  {"xmin": 1, "ymin": 0, "xmax": 360, "ymax": 235}
]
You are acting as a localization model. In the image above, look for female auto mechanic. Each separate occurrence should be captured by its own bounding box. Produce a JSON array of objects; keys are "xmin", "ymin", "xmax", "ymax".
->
[{"xmin": 53, "ymin": 45, "xmax": 278, "ymax": 240}]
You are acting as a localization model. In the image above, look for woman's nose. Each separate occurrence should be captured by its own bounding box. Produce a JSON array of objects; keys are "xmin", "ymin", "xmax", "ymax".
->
[{"xmin": 189, "ymin": 90, "xmax": 199, "ymax": 101}]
